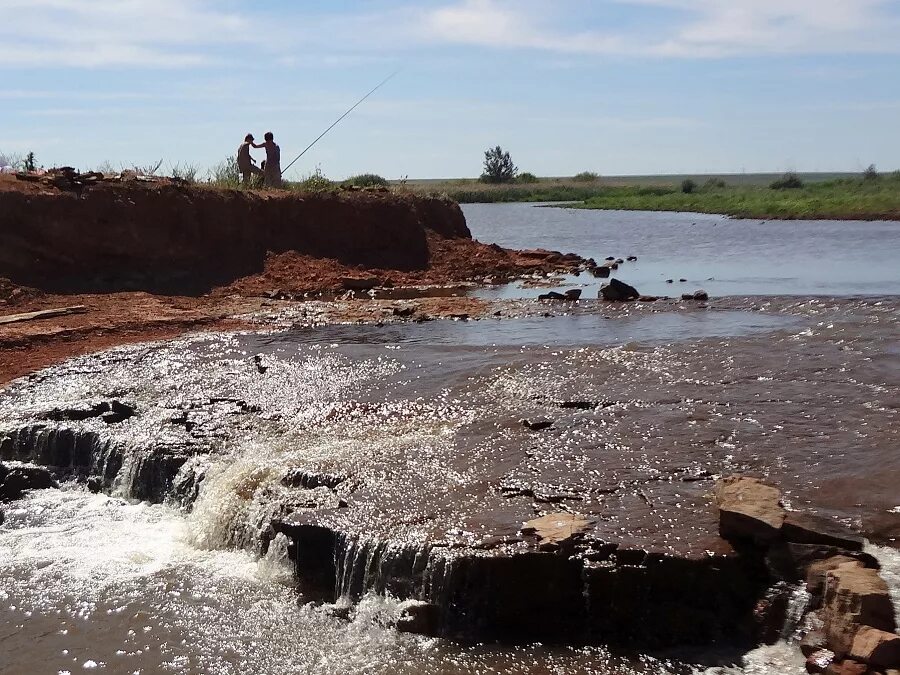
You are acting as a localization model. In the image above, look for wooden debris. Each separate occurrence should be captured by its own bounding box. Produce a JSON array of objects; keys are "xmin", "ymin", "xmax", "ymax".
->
[{"xmin": 0, "ymin": 305, "xmax": 87, "ymax": 325}]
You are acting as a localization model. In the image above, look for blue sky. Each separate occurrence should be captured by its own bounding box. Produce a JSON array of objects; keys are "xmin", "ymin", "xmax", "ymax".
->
[{"xmin": 1, "ymin": 0, "xmax": 899, "ymax": 179}]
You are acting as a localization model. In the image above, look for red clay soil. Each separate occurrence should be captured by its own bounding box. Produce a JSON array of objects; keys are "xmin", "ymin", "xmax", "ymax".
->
[{"xmin": 0, "ymin": 175, "xmax": 586, "ymax": 385}]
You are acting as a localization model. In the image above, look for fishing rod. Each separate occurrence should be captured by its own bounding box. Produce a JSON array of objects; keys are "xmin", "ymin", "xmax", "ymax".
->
[{"xmin": 281, "ymin": 70, "xmax": 400, "ymax": 176}]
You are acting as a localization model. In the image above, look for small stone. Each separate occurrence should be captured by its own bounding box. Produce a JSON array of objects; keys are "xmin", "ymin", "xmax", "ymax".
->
[
  {"xmin": 626, "ymin": 255, "xmax": 637, "ymax": 261},
  {"xmin": 666, "ymin": 279, "xmax": 673, "ymax": 283},
  {"xmin": 522, "ymin": 419, "xmax": 553, "ymax": 431}
]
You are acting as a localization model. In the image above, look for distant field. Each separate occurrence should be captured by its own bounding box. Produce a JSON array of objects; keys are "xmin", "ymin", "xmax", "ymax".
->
[{"xmin": 400, "ymin": 172, "xmax": 900, "ymax": 220}]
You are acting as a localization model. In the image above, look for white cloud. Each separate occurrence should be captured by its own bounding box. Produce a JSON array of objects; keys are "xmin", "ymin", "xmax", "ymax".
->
[
  {"xmin": 417, "ymin": 0, "xmax": 900, "ymax": 57},
  {"xmin": 0, "ymin": 0, "xmax": 251, "ymax": 67},
  {"xmin": 1, "ymin": 0, "xmax": 898, "ymax": 70}
]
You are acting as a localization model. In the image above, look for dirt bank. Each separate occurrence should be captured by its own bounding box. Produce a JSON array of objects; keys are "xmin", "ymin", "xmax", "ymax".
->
[{"xmin": 0, "ymin": 175, "xmax": 587, "ymax": 384}]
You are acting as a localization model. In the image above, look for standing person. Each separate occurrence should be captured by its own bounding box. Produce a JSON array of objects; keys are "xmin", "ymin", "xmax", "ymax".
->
[
  {"xmin": 236, "ymin": 134, "xmax": 262, "ymax": 185},
  {"xmin": 254, "ymin": 131, "xmax": 282, "ymax": 188}
]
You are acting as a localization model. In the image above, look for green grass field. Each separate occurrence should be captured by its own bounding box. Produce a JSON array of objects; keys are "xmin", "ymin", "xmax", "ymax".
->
[{"xmin": 401, "ymin": 172, "xmax": 900, "ymax": 220}]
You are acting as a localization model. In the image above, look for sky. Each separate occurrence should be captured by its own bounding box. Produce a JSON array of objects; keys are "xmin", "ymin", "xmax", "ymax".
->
[{"xmin": 1, "ymin": 0, "xmax": 899, "ymax": 180}]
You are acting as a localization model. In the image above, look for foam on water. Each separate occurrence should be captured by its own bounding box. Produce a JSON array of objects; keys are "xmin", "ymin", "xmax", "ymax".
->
[{"xmin": 1, "ymin": 489, "xmax": 681, "ymax": 674}]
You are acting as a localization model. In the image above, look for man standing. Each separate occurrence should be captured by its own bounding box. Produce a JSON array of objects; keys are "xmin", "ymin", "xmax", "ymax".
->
[
  {"xmin": 254, "ymin": 131, "xmax": 282, "ymax": 188},
  {"xmin": 236, "ymin": 134, "xmax": 262, "ymax": 185}
]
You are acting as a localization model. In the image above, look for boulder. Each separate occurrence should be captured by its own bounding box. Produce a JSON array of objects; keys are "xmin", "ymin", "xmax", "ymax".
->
[
  {"xmin": 849, "ymin": 627, "xmax": 900, "ymax": 669},
  {"xmin": 396, "ymin": 600, "xmax": 440, "ymax": 636},
  {"xmin": 591, "ymin": 265, "xmax": 611, "ymax": 278},
  {"xmin": 564, "ymin": 289, "xmax": 582, "ymax": 300},
  {"xmin": 823, "ymin": 564, "xmax": 897, "ymax": 655},
  {"xmin": 807, "ymin": 556, "xmax": 864, "ymax": 598},
  {"xmin": 599, "ymin": 278, "xmax": 640, "ymax": 302},
  {"xmin": 0, "ymin": 463, "xmax": 58, "ymax": 501},
  {"xmin": 715, "ymin": 476, "xmax": 785, "ymax": 543}
]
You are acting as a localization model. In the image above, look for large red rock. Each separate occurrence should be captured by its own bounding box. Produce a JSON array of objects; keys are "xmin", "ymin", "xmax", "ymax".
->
[
  {"xmin": 823, "ymin": 564, "xmax": 897, "ymax": 656},
  {"xmin": 849, "ymin": 626, "xmax": 900, "ymax": 669},
  {"xmin": 715, "ymin": 476, "xmax": 785, "ymax": 543}
]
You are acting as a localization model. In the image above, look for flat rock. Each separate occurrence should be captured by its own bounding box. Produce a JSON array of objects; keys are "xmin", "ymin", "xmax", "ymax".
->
[
  {"xmin": 715, "ymin": 476, "xmax": 785, "ymax": 543},
  {"xmin": 784, "ymin": 512, "xmax": 864, "ymax": 552},
  {"xmin": 521, "ymin": 512, "xmax": 592, "ymax": 549},
  {"xmin": 850, "ymin": 627, "xmax": 900, "ymax": 669}
]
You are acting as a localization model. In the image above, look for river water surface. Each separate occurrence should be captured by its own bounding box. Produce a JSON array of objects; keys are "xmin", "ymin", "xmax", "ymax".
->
[{"xmin": 1, "ymin": 207, "xmax": 899, "ymax": 675}]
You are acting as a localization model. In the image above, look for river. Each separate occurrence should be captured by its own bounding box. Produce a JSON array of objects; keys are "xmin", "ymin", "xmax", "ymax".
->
[{"xmin": 1, "ymin": 207, "xmax": 898, "ymax": 675}]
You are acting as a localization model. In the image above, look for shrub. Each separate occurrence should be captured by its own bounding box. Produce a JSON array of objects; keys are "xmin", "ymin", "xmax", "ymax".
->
[
  {"xmin": 517, "ymin": 171, "xmax": 539, "ymax": 184},
  {"xmin": 296, "ymin": 166, "xmax": 333, "ymax": 192},
  {"xmin": 681, "ymin": 178, "xmax": 697, "ymax": 194},
  {"xmin": 131, "ymin": 159, "xmax": 163, "ymax": 176},
  {"xmin": 704, "ymin": 177, "xmax": 726, "ymax": 189},
  {"xmin": 770, "ymin": 172, "xmax": 804, "ymax": 189},
  {"xmin": 209, "ymin": 156, "xmax": 241, "ymax": 187},
  {"xmin": 863, "ymin": 164, "xmax": 879, "ymax": 181},
  {"xmin": 572, "ymin": 171, "xmax": 599, "ymax": 182},
  {"xmin": 342, "ymin": 173, "xmax": 388, "ymax": 187},
  {"xmin": 480, "ymin": 145, "xmax": 517, "ymax": 184},
  {"xmin": 169, "ymin": 162, "xmax": 199, "ymax": 183}
]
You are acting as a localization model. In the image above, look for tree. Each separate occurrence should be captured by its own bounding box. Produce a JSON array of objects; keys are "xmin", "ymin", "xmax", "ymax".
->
[
  {"xmin": 863, "ymin": 164, "xmax": 879, "ymax": 181},
  {"xmin": 24, "ymin": 152, "xmax": 36, "ymax": 172},
  {"xmin": 480, "ymin": 145, "xmax": 517, "ymax": 183}
]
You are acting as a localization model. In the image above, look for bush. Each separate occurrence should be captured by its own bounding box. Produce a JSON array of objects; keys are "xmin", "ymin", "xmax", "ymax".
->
[
  {"xmin": 681, "ymin": 178, "xmax": 697, "ymax": 194},
  {"xmin": 771, "ymin": 172, "xmax": 804, "ymax": 189},
  {"xmin": 704, "ymin": 177, "xmax": 726, "ymax": 189},
  {"xmin": 572, "ymin": 171, "xmax": 600, "ymax": 182},
  {"xmin": 296, "ymin": 166, "xmax": 333, "ymax": 192},
  {"xmin": 342, "ymin": 173, "xmax": 388, "ymax": 187},
  {"xmin": 517, "ymin": 172, "xmax": 539, "ymax": 184},
  {"xmin": 209, "ymin": 156, "xmax": 241, "ymax": 187},
  {"xmin": 480, "ymin": 145, "xmax": 517, "ymax": 184},
  {"xmin": 863, "ymin": 164, "xmax": 879, "ymax": 181},
  {"xmin": 169, "ymin": 162, "xmax": 199, "ymax": 183}
]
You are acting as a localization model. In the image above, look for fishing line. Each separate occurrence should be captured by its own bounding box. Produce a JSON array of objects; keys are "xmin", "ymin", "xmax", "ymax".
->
[{"xmin": 281, "ymin": 70, "xmax": 400, "ymax": 176}]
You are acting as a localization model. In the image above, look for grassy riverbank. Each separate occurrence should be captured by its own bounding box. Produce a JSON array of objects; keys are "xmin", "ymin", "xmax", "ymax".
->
[{"xmin": 404, "ymin": 172, "xmax": 900, "ymax": 220}]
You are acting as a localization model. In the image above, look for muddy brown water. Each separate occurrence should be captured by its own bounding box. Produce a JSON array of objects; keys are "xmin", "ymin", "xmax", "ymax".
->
[{"xmin": 1, "ymin": 293, "xmax": 898, "ymax": 674}]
